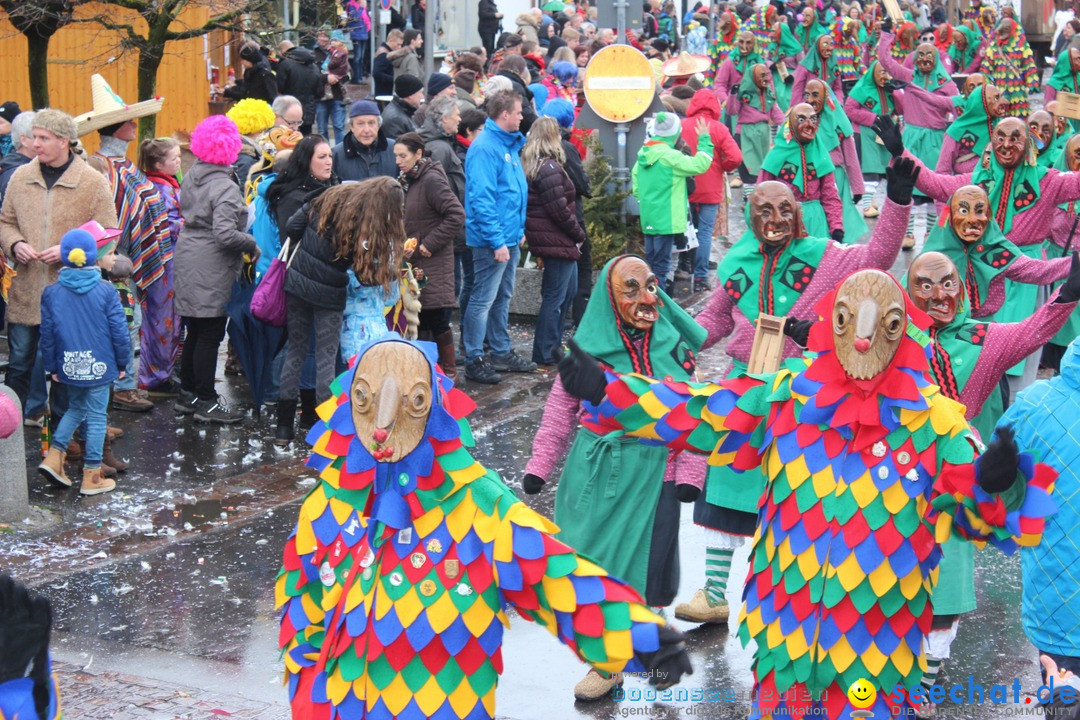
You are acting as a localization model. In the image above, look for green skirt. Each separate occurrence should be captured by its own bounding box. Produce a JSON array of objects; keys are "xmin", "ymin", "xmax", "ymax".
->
[
  {"xmin": 773, "ymin": 69, "xmax": 792, "ymax": 111},
  {"xmin": 904, "ymin": 124, "xmax": 945, "ymax": 199},
  {"xmin": 740, "ymin": 122, "xmax": 772, "ymax": 175},
  {"xmin": 860, "ymin": 130, "xmax": 891, "ymax": 175},
  {"xmin": 986, "ymin": 244, "xmax": 1042, "ymax": 376},
  {"xmin": 834, "ymin": 166, "xmax": 870, "ymax": 243},
  {"xmin": 554, "ymin": 427, "xmax": 668, "ymax": 597},
  {"xmin": 801, "ymin": 198, "xmax": 828, "ymax": 239}
]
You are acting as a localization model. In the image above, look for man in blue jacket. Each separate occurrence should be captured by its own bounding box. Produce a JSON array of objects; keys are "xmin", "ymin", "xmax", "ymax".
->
[
  {"xmin": 462, "ymin": 89, "xmax": 533, "ymax": 384},
  {"xmin": 997, "ymin": 336, "xmax": 1080, "ymax": 684}
]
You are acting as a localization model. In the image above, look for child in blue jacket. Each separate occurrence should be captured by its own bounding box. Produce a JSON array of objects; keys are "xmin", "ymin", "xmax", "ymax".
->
[{"xmin": 37, "ymin": 228, "xmax": 131, "ymax": 496}]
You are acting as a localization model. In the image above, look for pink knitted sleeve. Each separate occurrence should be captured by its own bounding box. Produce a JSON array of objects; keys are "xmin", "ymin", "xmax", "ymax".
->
[
  {"xmin": 820, "ymin": 174, "xmax": 844, "ymax": 232},
  {"xmin": 877, "ymin": 33, "xmax": 914, "ymax": 84},
  {"xmin": 841, "ymin": 134, "xmax": 864, "ymax": 195},
  {"xmin": 1043, "ymin": 169, "xmax": 1080, "ymax": 208},
  {"xmin": 1007, "ymin": 254, "xmax": 1072, "ymax": 285},
  {"xmin": 663, "ymin": 449, "xmax": 707, "ymax": 489},
  {"xmin": 844, "ymin": 96, "xmax": 878, "ymax": 128},
  {"xmin": 696, "ymin": 285, "xmax": 737, "ymax": 350},
  {"xmin": 524, "ymin": 376, "xmax": 583, "ymax": 482},
  {"xmin": 908, "ymin": 153, "xmax": 971, "ymax": 204}
]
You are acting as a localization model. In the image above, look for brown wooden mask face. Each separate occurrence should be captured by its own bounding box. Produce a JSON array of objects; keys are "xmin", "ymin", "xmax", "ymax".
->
[
  {"xmin": 351, "ymin": 342, "xmax": 433, "ymax": 463},
  {"xmin": 610, "ymin": 257, "xmax": 660, "ymax": 330},
  {"xmin": 832, "ymin": 270, "xmax": 907, "ymax": 380},
  {"xmin": 750, "ymin": 181, "xmax": 804, "ymax": 247},
  {"xmin": 949, "ymin": 185, "xmax": 989, "ymax": 243},
  {"xmin": 908, "ymin": 252, "xmax": 961, "ymax": 328}
]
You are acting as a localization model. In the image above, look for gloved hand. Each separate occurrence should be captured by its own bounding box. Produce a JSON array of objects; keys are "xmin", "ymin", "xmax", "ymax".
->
[
  {"xmin": 634, "ymin": 624, "xmax": 693, "ymax": 690},
  {"xmin": 831, "ymin": 229, "xmax": 844, "ymax": 242},
  {"xmin": 558, "ymin": 339, "xmax": 608, "ymax": 406},
  {"xmin": 883, "ymin": 79, "xmax": 909, "ymax": 92},
  {"xmin": 872, "ymin": 114, "xmax": 905, "ymax": 157},
  {"xmin": 881, "ymin": 17, "xmax": 893, "ymax": 34},
  {"xmin": 522, "ymin": 473, "xmax": 545, "ymax": 494},
  {"xmin": 784, "ymin": 73, "xmax": 794, "ymax": 85},
  {"xmin": 1055, "ymin": 253, "xmax": 1080, "ymax": 304},
  {"xmin": 886, "ymin": 156, "xmax": 920, "ymax": 205},
  {"xmin": 852, "ymin": 194, "xmax": 862, "ymax": 204},
  {"xmin": 675, "ymin": 484, "xmax": 700, "ymax": 503},
  {"xmin": 783, "ymin": 317, "xmax": 814, "ymax": 347},
  {"xmin": 674, "ymin": 233, "xmax": 688, "ymax": 250},
  {"xmin": 976, "ymin": 426, "xmax": 1020, "ymax": 494}
]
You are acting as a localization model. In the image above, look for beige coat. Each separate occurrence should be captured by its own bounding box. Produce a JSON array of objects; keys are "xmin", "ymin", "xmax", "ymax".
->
[
  {"xmin": 516, "ymin": 13, "xmax": 540, "ymax": 44},
  {"xmin": 0, "ymin": 155, "xmax": 117, "ymax": 326}
]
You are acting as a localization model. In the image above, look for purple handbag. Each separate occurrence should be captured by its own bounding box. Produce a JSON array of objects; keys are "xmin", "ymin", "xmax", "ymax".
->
[{"xmin": 251, "ymin": 238, "xmax": 295, "ymax": 327}]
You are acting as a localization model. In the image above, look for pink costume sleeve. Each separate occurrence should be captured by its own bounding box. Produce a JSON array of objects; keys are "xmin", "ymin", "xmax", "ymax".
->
[
  {"xmin": 939, "ymin": 48, "xmax": 955, "ymax": 74},
  {"xmin": 1042, "ymin": 169, "xmax": 1080, "ymax": 207},
  {"xmin": 820, "ymin": 173, "xmax": 844, "ymax": 232},
  {"xmin": 663, "ymin": 449, "xmax": 707, "ymax": 489},
  {"xmin": 960, "ymin": 49, "xmax": 983, "ymax": 74},
  {"xmin": 841, "ymin": 134, "xmax": 864, "ymax": 195},
  {"xmin": 1045, "ymin": 85, "xmax": 1058, "ymax": 103},
  {"xmin": 770, "ymin": 103, "xmax": 785, "ymax": 125},
  {"xmin": 790, "ymin": 65, "xmax": 812, "ymax": 109},
  {"xmin": 936, "ymin": 134, "xmax": 960, "ymax": 174},
  {"xmin": 907, "ymin": 152, "xmax": 971, "ymax": 210},
  {"xmin": 825, "ymin": 197, "xmax": 908, "ymax": 274},
  {"xmin": 523, "ymin": 376, "xmax": 582, "ymax": 481},
  {"xmin": 964, "ymin": 293, "xmax": 1078, "ymax": 416},
  {"xmin": 1006, "ymin": 253, "xmax": 1072, "ymax": 285},
  {"xmin": 713, "ymin": 60, "xmax": 736, "ymax": 108},
  {"xmin": 877, "ymin": 33, "xmax": 915, "ymax": 84},
  {"xmin": 830, "ymin": 71, "xmax": 844, "ymax": 102},
  {"xmin": 902, "ymin": 81, "xmax": 959, "ymax": 113},
  {"xmin": 844, "ymin": 95, "xmax": 878, "ymax": 128},
  {"xmin": 696, "ymin": 283, "xmax": 737, "ymax": 350}
]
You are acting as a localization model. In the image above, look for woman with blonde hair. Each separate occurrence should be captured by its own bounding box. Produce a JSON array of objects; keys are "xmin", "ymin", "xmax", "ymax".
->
[
  {"xmin": 274, "ymin": 177, "xmax": 405, "ymax": 444},
  {"xmin": 522, "ymin": 117, "xmax": 586, "ymax": 365}
]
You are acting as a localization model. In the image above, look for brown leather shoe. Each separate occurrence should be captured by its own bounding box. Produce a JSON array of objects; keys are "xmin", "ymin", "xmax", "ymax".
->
[
  {"xmin": 80, "ymin": 467, "xmax": 116, "ymax": 496},
  {"xmin": 66, "ymin": 438, "xmax": 85, "ymax": 460},
  {"xmin": 102, "ymin": 438, "xmax": 128, "ymax": 473},
  {"xmin": 112, "ymin": 389, "xmax": 153, "ymax": 413},
  {"xmin": 106, "ymin": 426, "xmax": 124, "ymax": 441}
]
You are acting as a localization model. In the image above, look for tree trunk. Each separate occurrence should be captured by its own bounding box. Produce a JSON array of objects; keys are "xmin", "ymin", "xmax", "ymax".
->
[
  {"xmin": 26, "ymin": 33, "xmax": 51, "ymax": 109},
  {"xmin": 136, "ymin": 47, "xmax": 164, "ymax": 141}
]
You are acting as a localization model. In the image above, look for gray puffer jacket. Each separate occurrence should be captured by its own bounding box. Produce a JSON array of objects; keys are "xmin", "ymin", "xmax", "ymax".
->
[{"xmin": 174, "ymin": 161, "xmax": 256, "ymax": 318}]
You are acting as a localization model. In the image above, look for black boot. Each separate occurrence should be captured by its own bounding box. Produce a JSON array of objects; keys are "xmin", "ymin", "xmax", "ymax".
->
[
  {"xmin": 274, "ymin": 399, "xmax": 297, "ymax": 446},
  {"xmin": 299, "ymin": 389, "xmax": 317, "ymax": 428}
]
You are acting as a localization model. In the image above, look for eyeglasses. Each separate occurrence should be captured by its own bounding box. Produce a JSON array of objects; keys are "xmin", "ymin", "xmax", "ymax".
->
[{"xmin": 281, "ymin": 117, "xmax": 302, "ymax": 129}]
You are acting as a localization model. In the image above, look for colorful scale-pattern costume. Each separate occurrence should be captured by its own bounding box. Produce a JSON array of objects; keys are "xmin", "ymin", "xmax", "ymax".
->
[
  {"xmin": 277, "ymin": 338, "xmax": 670, "ymax": 720},
  {"xmin": 581, "ymin": 289, "xmax": 1056, "ymax": 719},
  {"xmin": 705, "ymin": 12, "xmax": 739, "ymax": 88}
]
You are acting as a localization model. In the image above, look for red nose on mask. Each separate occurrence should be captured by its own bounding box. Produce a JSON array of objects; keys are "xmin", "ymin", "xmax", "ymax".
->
[{"xmin": 853, "ymin": 337, "xmax": 871, "ymax": 353}]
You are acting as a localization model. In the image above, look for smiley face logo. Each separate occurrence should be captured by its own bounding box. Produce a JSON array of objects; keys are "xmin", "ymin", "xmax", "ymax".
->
[{"xmin": 847, "ymin": 678, "xmax": 877, "ymax": 709}]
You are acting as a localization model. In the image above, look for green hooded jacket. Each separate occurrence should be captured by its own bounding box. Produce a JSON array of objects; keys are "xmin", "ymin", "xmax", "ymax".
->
[{"xmin": 631, "ymin": 131, "xmax": 714, "ymax": 235}]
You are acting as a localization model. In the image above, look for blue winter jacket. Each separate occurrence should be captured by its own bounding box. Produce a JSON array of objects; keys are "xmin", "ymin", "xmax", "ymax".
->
[
  {"xmin": 464, "ymin": 118, "xmax": 527, "ymax": 250},
  {"xmin": 40, "ymin": 268, "xmax": 131, "ymax": 387},
  {"xmin": 998, "ymin": 337, "xmax": 1080, "ymax": 657}
]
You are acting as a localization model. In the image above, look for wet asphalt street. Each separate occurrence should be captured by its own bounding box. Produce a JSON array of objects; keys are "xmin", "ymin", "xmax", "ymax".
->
[{"xmin": 0, "ymin": 193, "xmax": 1053, "ymax": 719}]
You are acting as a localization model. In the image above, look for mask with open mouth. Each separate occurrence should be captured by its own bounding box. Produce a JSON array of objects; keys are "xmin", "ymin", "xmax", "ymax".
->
[
  {"xmin": 750, "ymin": 181, "xmax": 805, "ymax": 247},
  {"xmin": 915, "ymin": 42, "xmax": 936, "ymax": 73},
  {"xmin": 949, "ymin": 185, "xmax": 989, "ymax": 245},
  {"xmin": 907, "ymin": 252, "xmax": 961, "ymax": 327},
  {"xmin": 611, "ymin": 256, "xmax": 661, "ymax": 330},
  {"xmin": 991, "ymin": 117, "xmax": 1028, "ymax": 169}
]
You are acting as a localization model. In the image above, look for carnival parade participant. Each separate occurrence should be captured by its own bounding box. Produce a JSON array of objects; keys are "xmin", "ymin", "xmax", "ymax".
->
[
  {"xmin": 845, "ymin": 60, "xmax": 905, "ymax": 220},
  {"xmin": 803, "ymin": 78, "xmax": 866, "ymax": 242}
]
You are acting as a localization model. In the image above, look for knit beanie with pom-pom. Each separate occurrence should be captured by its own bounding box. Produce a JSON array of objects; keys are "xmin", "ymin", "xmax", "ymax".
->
[{"xmin": 190, "ymin": 115, "xmax": 242, "ymax": 166}]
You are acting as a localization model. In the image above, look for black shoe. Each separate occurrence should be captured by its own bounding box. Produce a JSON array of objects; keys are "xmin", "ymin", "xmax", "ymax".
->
[
  {"xmin": 465, "ymin": 357, "xmax": 502, "ymax": 384},
  {"xmin": 488, "ymin": 350, "xmax": 537, "ymax": 373},
  {"xmin": 708, "ymin": 260, "xmax": 718, "ymax": 270},
  {"xmin": 193, "ymin": 397, "xmax": 244, "ymax": 424},
  {"xmin": 299, "ymin": 389, "xmax": 318, "ymax": 427},
  {"xmin": 664, "ymin": 281, "xmax": 676, "ymax": 296},
  {"xmin": 147, "ymin": 378, "xmax": 182, "ymax": 398},
  {"xmin": 692, "ymin": 278, "xmax": 711, "ymax": 294},
  {"xmin": 274, "ymin": 399, "xmax": 297, "ymax": 446},
  {"xmin": 173, "ymin": 390, "xmax": 198, "ymax": 414}
]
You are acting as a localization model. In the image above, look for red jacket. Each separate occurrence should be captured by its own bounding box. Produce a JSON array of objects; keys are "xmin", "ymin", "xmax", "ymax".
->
[{"xmin": 679, "ymin": 89, "xmax": 742, "ymax": 204}]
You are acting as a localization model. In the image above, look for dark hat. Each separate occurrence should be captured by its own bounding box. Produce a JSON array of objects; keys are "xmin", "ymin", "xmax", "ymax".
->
[
  {"xmin": 395, "ymin": 73, "xmax": 424, "ymax": 97},
  {"xmin": 427, "ymin": 72, "xmax": 453, "ymax": 97},
  {"xmin": 349, "ymin": 99, "xmax": 381, "ymax": 118},
  {"xmin": 454, "ymin": 69, "xmax": 478, "ymax": 93},
  {"xmin": 0, "ymin": 102, "xmax": 21, "ymax": 124},
  {"xmin": 239, "ymin": 43, "xmax": 263, "ymax": 63}
]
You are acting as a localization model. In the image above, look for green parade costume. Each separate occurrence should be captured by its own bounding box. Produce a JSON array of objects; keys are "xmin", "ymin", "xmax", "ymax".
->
[
  {"xmin": 847, "ymin": 61, "xmax": 896, "ymax": 175},
  {"xmin": 945, "ymin": 86, "xmax": 997, "ymax": 170},
  {"xmin": 920, "ymin": 217, "xmax": 1022, "ymax": 316},
  {"xmin": 736, "ymin": 68, "xmax": 779, "ymax": 174},
  {"xmin": 816, "ymin": 85, "xmax": 868, "ymax": 241},
  {"xmin": 772, "ymin": 23, "xmax": 803, "ymax": 110},
  {"xmin": 761, "ymin": 121, "xmax": 836, "ymax": 238}
]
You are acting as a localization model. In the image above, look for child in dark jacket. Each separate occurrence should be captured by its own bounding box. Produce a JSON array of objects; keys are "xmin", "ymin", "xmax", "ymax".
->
[{"xmin": 37, "ymin": 229, "xmax": 131, "ymax": 496}]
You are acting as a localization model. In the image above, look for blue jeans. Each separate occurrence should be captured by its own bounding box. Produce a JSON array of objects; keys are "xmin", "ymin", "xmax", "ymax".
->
[
  {"xmin": 464, "ymin": 244, "xmax": 519, "ymax": 360},
  {"xmin": 25, "ymin": 351, "xmax": 47, "ymax": 417},
  {"xmin": 54, "ymin": 384, "xmax": 110, "ymax": 467},
  {"xmin": 533, "ymin": 257, "xmax": 577, "ymax": 364},
  {"xmin": 7, "ymin": 323, "xmax": 67, "ymax": 417},
  {"xmin": 315, "ymin": 100, "xmax": 346, "ymax": 145},
  {"xmin": 691, "ymin": 203, "xmax": 719, "ymax": 280},
  {"xmin": 644, "ymin": 234, "xmax": 678, "ymax": 288},
  {"xmin": 113, "ymin": 300, "xmax": 141, "ymax": 391}
]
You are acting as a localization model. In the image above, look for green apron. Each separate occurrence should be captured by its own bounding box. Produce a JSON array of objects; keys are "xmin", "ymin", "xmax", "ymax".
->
[
  {"xmin": 741, "ymin": 121, "xmax": 772, "ymax": 175},
  {"xmin": 986, "ymin": 243, "xmax": 1042, "ymax": 376},
  {"xmin": 773, "ymin": 69, "xmax": 792, "ymax": 111},
  {"xmin": 904, "ymin": 124, "xmax": 945, "ymax": 199},
  {"xmin": 554, "ymin": 427, "xmax": 668, "ymax": 597},
  {"xmin": 800, "ymin": 198, "xmax": 828, "ymax": 239},
  {"xmin": 859, "ymin": 130, "xmax": 891, "ymax": 175},
  {"xmin": 834, "ymin": 166, "xmax": 870, "ymax": 243}
]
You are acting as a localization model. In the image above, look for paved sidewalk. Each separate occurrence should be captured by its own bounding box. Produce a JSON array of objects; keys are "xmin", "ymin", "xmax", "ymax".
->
[{"xmin": 55, "ymin": 660, "xmax": 288, "ymax": 720}]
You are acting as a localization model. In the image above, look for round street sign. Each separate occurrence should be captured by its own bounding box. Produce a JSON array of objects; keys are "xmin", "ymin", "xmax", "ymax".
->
[{"xmin": 583, "ymin": 44, "xmax": 656, "ymax": 123}]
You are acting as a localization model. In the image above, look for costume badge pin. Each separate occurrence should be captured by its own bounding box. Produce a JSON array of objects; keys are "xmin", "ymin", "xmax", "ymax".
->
[
  {"xmin": 426, "ymin": 538, "xmax": 442, "ymax": 554},
  {"xmin": 319, "ymin": 562, "xmax": 336, "ymax": 587},
  {"xmin": 871, "ymin": 441, "xmax": 887, "ymax": 458},
  {"xmin": 445, "ymin": 559, "xmax": 460, "ymax": 579},
  {"xmin": 410, "ymin": 552, "xmax": 426, "ymax": 569},
  {"xmin": 897, "ymin": 451, "xmax": 911, "ymax": 465},
  {"xmin": 389, "ymin": 572, "xmax": 403, "ymax": 586},
  {"xmin": 419, "ymin": 579, "xmax": 437, "ymax": 597},
  {"xmin": 455, "ymin": 583, "xmax": 473, "ymax": 596},
  {"xmin": 397, "ymin": 528, "xmax": 413, "ymax": 544},
  {"xmin": 360, "ymin": 547, "xmax": 375, "ymax": 568}
]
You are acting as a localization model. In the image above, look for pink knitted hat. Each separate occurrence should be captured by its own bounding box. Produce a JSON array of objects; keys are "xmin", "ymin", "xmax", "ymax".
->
[{"xmin": 190, "ymin": 114, "xmax": 241, "ymax": 166}]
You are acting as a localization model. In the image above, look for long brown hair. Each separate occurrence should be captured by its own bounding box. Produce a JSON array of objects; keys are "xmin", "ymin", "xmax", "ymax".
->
[{"xmin": 311, "ymin": 177, "xmax": 405, "ymax": 292}]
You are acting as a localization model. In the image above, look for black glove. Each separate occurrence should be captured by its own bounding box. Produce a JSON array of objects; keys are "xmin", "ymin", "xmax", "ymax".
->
[
  {"xmin": 558, "ymin": 339, "xmax": 607, "ymax": 406},
  {"xmin": 635, "ymin": 624, "xmax": 693, "ymax": 689},
  {"xmin": 872, "ymin": 114, "xmax": 905, "ymax": 158},
  {"xmin": 783, "ymin": 317, "xmax": 814, "ymax": 347},
  {"xmin": 675, "ymin": 484, "xmax": 700, "ymax": 503},
  {"xmin": 886, "ymin": 156, "xmax": 920, "ymax": 205},
  {"xmin": 522, "ymin": 473, "xmax": 545, "ymax": 494},
  {"xmin": 884, "ymin": 79, "xmax": 909, "ymax": 92},
  {"xmin": 784, "ymin": 73, "xmax": 794, "ymax": 85},
  {"xmin": 852, "ymin": 194, "xmax": 862, "ymax": 204},
  {"xmin": 976, "ymin": 426, "xmax": 1020, "ymax": 495},
  {"xmin": 831, "ymin": 229, "xmax": 844, "ymax": 242},
  {"xmin": 1055, "ymin": 253, "xmax": 1080, "ymax": 304},
  {"xmin": 881, "ymin": 17, "xmax": 893, "ymax": 34}
]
